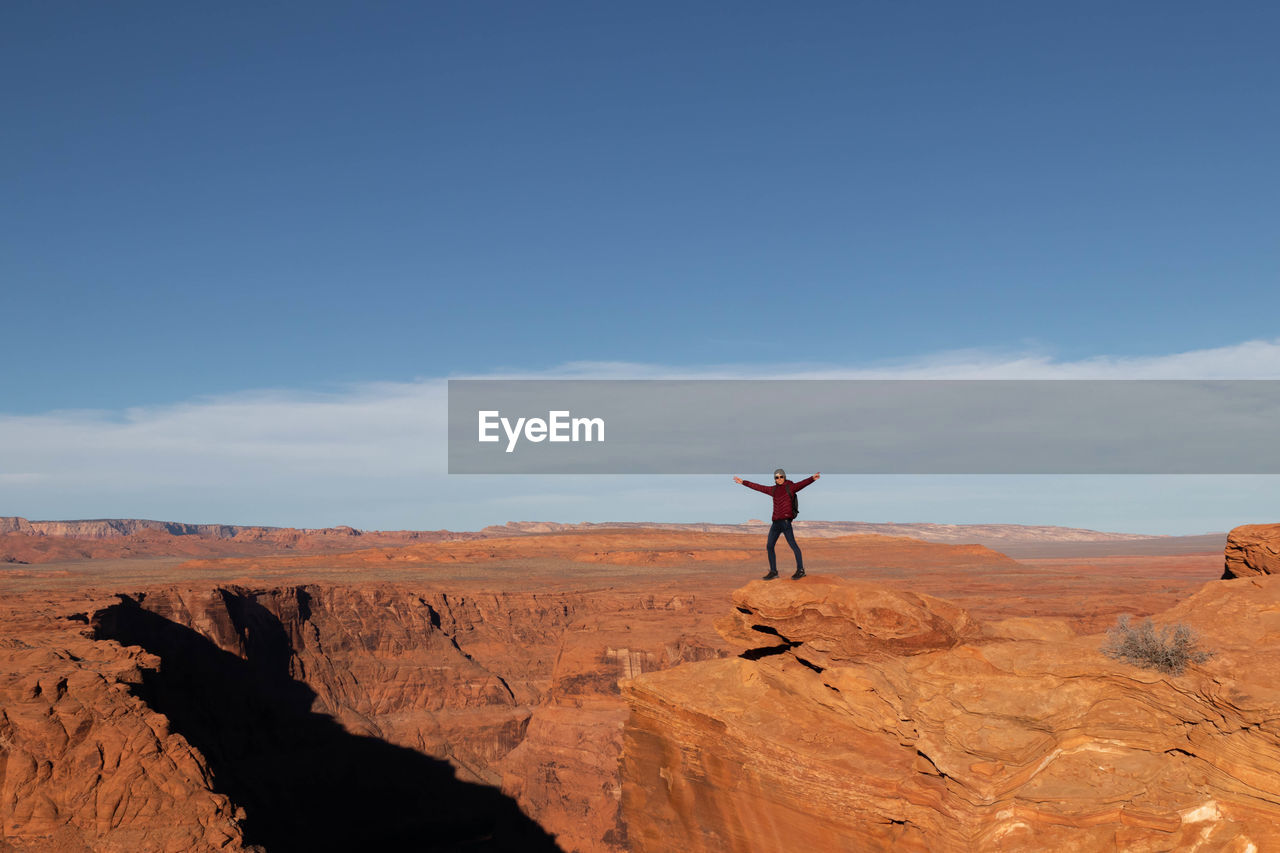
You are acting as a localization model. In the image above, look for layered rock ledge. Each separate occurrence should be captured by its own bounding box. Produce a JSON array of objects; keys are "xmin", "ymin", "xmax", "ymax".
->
[
  {"xmin": 621, "ymin": 575, "xmax": 1280, "ymax": 851},
  {"xmin": 1223, "ymin": 523, "xmax": 1280, "ymax": 578}
]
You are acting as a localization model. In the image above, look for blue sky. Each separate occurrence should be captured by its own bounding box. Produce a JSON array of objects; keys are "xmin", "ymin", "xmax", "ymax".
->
[{"xmin": 2, "ymin": 3, "xmax": 1278, "ymax": 533}]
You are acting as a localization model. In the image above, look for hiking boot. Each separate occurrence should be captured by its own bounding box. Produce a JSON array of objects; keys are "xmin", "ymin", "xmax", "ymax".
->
[
  {"xmin": 791, "ymin": 568, "xmax": 806, "ymax": 580},
  {"xmin": 762, "ymin": 569, "xmax": 779, "ymax": 580}
]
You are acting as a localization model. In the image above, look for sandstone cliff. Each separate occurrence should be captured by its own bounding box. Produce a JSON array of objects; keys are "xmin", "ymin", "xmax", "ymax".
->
[
  {"xmin": 1223, "ymin": 523, "xmax": 1280, "ymax": 578},
  {"xmin": 0, "ymin": 521, "xmax": 491, "ymax": 565},
  {"xmin": 621, "ymin": 575, "xmax": 1280, "ymax": 852},
  {"xmin": 0, "ymin": 596, "xmax": 251, "ymax": 852},
  {"xmin": 2, "ymin": 580, "xmax": 729, "ymax": 852},
  {"xmin": 0, "ymin": 517, "xmax": 248, "ymax": 539}
]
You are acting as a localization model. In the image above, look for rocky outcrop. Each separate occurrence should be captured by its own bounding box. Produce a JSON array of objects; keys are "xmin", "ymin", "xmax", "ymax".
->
[
  {"xmin": 620, "ymin": 575, "xmax": 1280, "ymax": 852},
  {"xmin": 0, "ymin": 517, "xmax": 35, "ymax": 535},
  {"xmin": 0, "ymin": 597, "xmax": 250, "ymax": 852},
  {"xmin": 1223, "ymin": 523, "xmax": 1280, "ymax": 578},
  {"xmin": 497, "ymin": 599, "xmax": 726, "ymax": 852},
  {"xmin": 716, "ymin": 578, "xmax": 979, "ymax": 665}
]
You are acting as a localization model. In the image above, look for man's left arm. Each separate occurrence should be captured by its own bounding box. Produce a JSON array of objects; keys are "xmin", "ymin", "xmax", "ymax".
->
[{"xmin": 794, "ymin": 472, "xmax": 820, "ymax": 491}]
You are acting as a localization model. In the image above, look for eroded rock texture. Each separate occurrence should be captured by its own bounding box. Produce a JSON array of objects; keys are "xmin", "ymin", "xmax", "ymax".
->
[
  {"xmin": 1223, "ymin": 523, "xmax": 1280, "ymax": 578},
  {"xmin": 621, "ymin": 575, "xmax": 1280, "ymax": 852},
  {"xmin": 2, "ymin": 582, "xmax": 726, "ymax": 852},
  {"xmin": 0, "ymin": 600, "xmax": 250, "ymax": 852}
]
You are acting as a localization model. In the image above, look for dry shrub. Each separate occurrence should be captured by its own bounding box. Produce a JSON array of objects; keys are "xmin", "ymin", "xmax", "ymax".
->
[{"xmin": 1101, "ymin": 615, "xmax": 1212, "ymax": 675}]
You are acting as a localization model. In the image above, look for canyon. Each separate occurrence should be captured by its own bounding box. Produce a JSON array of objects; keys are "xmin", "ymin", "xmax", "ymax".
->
[{"xmin": 0, "ymin": 520, "xmax": 1270, "ymax": 851}]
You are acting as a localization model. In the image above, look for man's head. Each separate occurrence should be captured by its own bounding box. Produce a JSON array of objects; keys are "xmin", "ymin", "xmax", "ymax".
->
[{"xmin": 774, "ymin": 468, "xmax": 786, "ymax": 482}]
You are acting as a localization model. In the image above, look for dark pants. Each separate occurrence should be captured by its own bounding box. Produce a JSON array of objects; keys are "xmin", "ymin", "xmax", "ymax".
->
[{"xmin": 766, "ymin": 518, "xmax": 803, "ymax": 573}]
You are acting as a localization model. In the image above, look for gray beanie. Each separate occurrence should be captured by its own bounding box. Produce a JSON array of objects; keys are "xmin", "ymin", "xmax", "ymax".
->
[{"xmin": 774, "ymin": 468, "xmax": 786, "ymax": 479}]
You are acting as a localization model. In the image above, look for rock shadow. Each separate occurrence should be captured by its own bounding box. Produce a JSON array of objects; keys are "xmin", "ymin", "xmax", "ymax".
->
[{"xmin": 92, "ymin": 593, "xmax": 562, "ymax": 853}]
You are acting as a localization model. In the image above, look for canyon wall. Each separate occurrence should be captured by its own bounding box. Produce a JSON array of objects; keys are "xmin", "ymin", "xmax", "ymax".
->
[
  {"xmin": 0, "ymin": 518, "xmax": 250, "ymax": 539},
  {"xmin": 2, "ymin": 581, "xmax": 727, "ymax": 852},
  {"xmin": 0, "ymin": 597, "xmax": 251, "ymax": 852}
]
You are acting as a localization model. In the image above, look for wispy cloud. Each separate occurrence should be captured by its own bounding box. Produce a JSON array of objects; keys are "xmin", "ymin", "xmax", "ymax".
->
[
  {"xmin": 466, "ymin": 339, "xmax": 1280, "ymax": 380},
  {"xmin": 1, "ymin": 381, "xmax": 447, "ymax": 485},
  {"xmin": 3, "ymin": 340, "xmax": 1278, "ymax": 529}
]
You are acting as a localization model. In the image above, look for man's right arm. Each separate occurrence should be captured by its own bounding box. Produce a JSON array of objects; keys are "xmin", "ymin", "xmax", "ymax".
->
[{"xmin": 741, "ymin": 480, "xmax": 771, "ymax": 494}]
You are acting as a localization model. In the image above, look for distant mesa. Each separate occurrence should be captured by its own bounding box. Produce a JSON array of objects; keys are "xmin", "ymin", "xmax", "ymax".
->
[
  {"xmin": 0, "ymin": 516, "xmax": 250, "ymax": 539},
  {"xmin": 0, "ymin": 516, "xmax": 1230, "ymax": 566},
  {"xmin": 0, "ymin": 516, "xmax": 364, "ymax": 540},
  {"xmin": 0, "ymin": 516, "xmax": 491, "ymax": 565}
]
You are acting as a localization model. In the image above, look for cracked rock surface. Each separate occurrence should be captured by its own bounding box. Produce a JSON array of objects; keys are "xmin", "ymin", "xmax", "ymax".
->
[{"xmin": 621, "ymin": 575, "xmax": 1280, "ymax": 852}]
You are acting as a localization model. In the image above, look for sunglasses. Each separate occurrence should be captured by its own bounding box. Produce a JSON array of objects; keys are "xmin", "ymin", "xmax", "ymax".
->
[{"xmin": 774, "ymin": 475, "xmax": 785, "ymax": 480}]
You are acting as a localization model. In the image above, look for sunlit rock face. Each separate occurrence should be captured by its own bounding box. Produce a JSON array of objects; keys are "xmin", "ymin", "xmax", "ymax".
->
[
  {"xmin": 0, "ymin": 597, "xmax": 251, "ymax": 852},
  {"xmin": 621, "ymin": 574, "xmax": 1280, "ymax": 852},
  {"xmin": 1, "ymin": 581, "xmax": 726, "ymax": 853},
  {"xmin": 1223, "ymin": 523, "xmax": 1280, "ymax": 578}
]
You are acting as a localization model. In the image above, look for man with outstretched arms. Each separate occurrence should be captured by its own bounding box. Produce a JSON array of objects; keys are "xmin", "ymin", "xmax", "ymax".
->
[{"xmin": 733, "ymin": 469, "xmax": 820, "ymax": 580}]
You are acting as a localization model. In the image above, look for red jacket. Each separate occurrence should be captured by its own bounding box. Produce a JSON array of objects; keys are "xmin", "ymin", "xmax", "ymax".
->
[{"xmin": 742, "ymin": 476, "xmax": 815, "ymax": 521}]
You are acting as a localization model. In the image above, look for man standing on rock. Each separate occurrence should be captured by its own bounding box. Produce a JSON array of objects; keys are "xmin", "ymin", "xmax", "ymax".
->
[{"xmin": 733, "ymin": 470, "xmax": 820, "ymax": 580}]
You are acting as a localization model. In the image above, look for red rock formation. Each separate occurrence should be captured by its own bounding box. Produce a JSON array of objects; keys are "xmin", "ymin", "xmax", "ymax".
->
[
  {"xmin": 86, "ymin": 586, "xmax": 562, "ymax": 851},
  {"xmin": 1223, "ymin": 523, "xmax": 1280, "ymax": 578},
  {"xmin": 0, "ymin": 596, "xmax": 250, "ymax": 852},
  {"xmin": 717, "ymin": 577, "xmax": 979, "ymax": 664},
  {"xmin": 0, "ymin": 525, "xmax": 1236, "ymax": 852},
  {"xmin": 620, "ymin": 575, "xmax": 1280, "ymax": 851},
  {"xmin": 0, "ymin": 517, "xmax": 247, "ymax": 539},
  {"xmin": 69, "ymin": 582, "xmax": 729, "ymax": 852}
]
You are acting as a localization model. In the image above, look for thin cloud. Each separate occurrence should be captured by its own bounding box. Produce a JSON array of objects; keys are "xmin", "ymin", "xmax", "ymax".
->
[
  {"xmin": 460, "ymin": 339, "xmax": 1280, "ymax": 380},
  {"xmin": 3, "ymin": 339, "xmax": 1279, "ymax": 527}
]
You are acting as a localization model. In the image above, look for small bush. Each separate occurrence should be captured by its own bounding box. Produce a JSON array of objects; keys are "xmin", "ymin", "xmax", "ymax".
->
[{"xmin": 1101, "ymin": 615, "xmax": 1213, "ymax": 675}]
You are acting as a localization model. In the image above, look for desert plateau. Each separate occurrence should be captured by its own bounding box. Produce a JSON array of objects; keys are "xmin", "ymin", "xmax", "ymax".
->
[{"xmin": 2, "ymin": 516, "xmax": 1276, "ymax": 852}]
